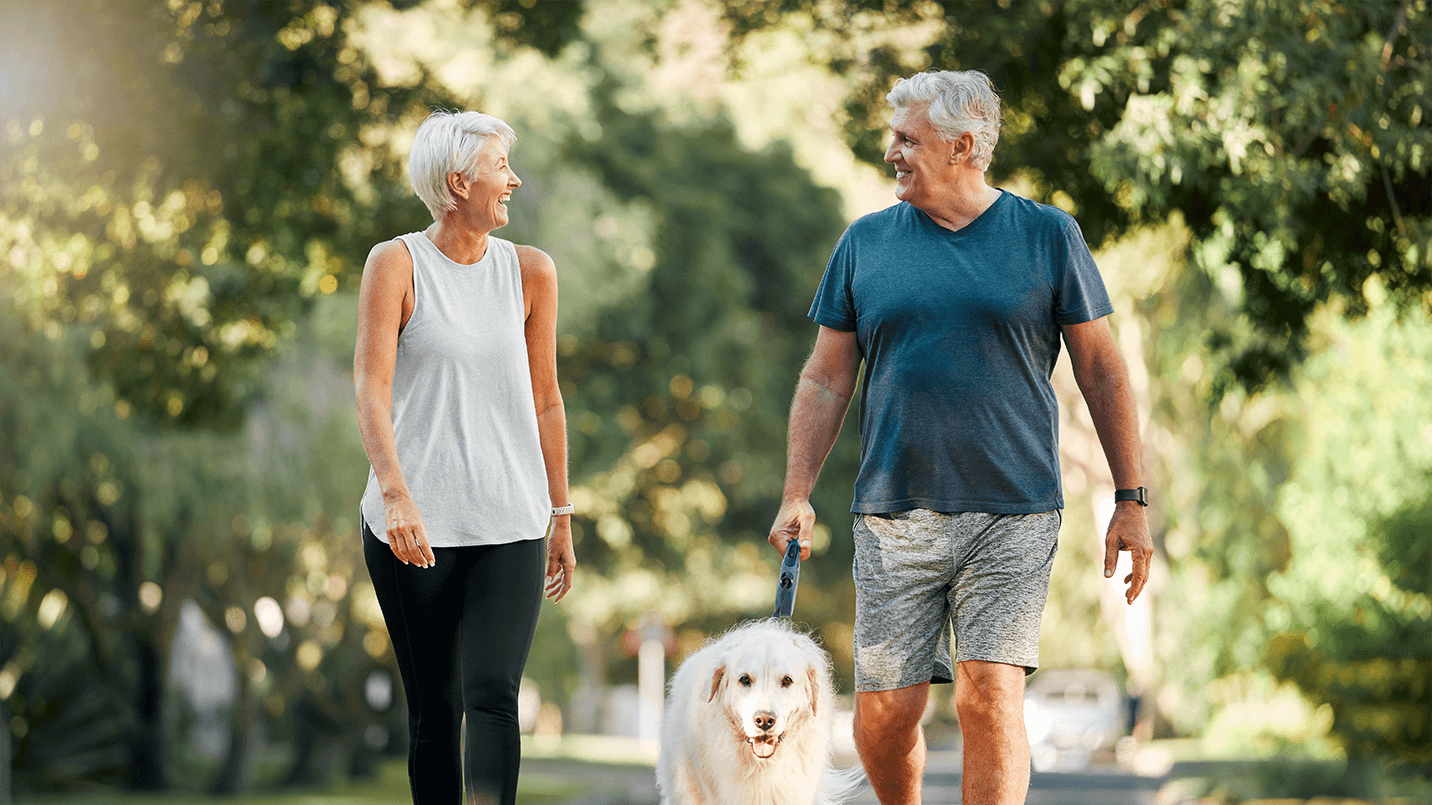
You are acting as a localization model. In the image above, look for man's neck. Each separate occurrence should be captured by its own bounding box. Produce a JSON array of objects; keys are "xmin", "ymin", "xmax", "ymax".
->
[{"xmin": 912, "ymin": 174, "xmax": 1001, "ymax": 233}]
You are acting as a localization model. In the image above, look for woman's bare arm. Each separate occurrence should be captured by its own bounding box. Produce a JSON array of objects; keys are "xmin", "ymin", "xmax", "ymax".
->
[
  {"xmin": 354, "ymin": 239, "xmax": 434, "ymax": 568},
  {"xmin": 517, "ymin": 244, "xmax": 574, "ymax": 600}
]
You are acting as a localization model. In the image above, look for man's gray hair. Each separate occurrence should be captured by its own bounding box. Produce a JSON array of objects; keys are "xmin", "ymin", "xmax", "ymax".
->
[
  {"xmin": 886, "ymin": 70, "xmax": 1001, "ymax": 171},
  {"xmin": 408, "ymin": 109, "xmax": 517, "ymax": 220}
]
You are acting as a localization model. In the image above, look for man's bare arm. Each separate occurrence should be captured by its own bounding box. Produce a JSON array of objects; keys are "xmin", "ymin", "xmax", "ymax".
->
[
  {"xmin": 1063, "ymin": 317, "xmax": 1153, "ymax": 604},
  {"xmin": 769, "ymin": 326, "xmax": 861, "ymax": 559}
]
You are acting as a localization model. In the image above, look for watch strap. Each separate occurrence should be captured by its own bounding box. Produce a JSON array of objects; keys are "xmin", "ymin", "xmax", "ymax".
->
[
  {"xmin": 1114, "ymin": 487, "xmax": 1148, "ymax": 507},
  {"xmin": 551, "ymin": 503, "xmax": 575, "ymax": 516}
]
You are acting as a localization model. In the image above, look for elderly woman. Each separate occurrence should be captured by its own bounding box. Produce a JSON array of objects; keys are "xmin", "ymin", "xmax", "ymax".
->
[{"xmin": 354, "ymin": 109, "xmax": 575, "ymax": 805}]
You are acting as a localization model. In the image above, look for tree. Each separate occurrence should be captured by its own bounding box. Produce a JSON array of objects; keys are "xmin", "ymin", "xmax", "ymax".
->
[
  {"xmin": 0, "ymin": 0, "xmax": 589, "ymax": 429},
  {"xmin": 0, "ymin": 302, "xmax": 157, "ymax": 791},
  {"xmin": 1263, "ymin": 307, "xmax": 1432, "ymax": 775},
  {"xmin": 0, "ymin": 0, "xmax": 430, "ymax": 790},
  {"xmin": 540, "ymin": 74, "xmax": 858, "ymax": 687},
  {"xmin": 720, "ymin": 0, "xmax": 1431, "ymax": 395},
  {"xmin": 0, "ymin": 0, "xmax": 590, "ymax": 792}
]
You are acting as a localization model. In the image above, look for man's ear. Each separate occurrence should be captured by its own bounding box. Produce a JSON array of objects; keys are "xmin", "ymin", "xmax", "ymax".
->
[
  {"xmin": 949, "ymin": 132, "xmax": 976, "ymax": 166},
  {"xmin": 446, "ymin": 170, "xmax": 470, "ymax": 202},
  {"xmin": 707, "ymin": 665, "xmax": 726, "ymax": 704}
]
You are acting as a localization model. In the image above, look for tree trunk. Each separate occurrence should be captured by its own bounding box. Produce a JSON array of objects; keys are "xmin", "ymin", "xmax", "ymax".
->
[
  {"xmin": 126, "ymin": 635, "xmax": 168, "ymax": 791},
  {"xmin": 207, "ymin": 695, "xmax": 255, "ymax": 794},
  {"xmin": 282, "ymin": 696, "xmax": 342, "ymax": 787},
  {"xmin": 0, "ymin": 699, "xmax": 11, "ymax": 804}
]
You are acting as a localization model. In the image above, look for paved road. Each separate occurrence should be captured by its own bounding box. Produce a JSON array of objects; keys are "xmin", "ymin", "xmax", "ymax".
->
[
  {"xmin": 844, "ymin": 750, "xmax": 1163, "ymax": 805},
  {"xmin": 544, "ymin": 749, "xmax": 1167, "ymax": 805},
  {"xmin": 851, "ymin": 770, "xmax": 1163, "ymax": 804}
]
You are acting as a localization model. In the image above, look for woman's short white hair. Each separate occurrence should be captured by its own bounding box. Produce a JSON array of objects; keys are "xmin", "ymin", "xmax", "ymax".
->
[
  {"xmin": 408, "ymin": 109, "xmax": 517, "ymax": 220},
  {"xmin": 886, "ymin": 70, "xmax": 1002, "ymax": 171}
]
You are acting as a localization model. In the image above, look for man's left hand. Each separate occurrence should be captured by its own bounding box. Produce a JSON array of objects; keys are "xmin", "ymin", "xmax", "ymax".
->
[{"xmin": 1103, "ymin": 502, "xmax": 1152, "ymax": 604}]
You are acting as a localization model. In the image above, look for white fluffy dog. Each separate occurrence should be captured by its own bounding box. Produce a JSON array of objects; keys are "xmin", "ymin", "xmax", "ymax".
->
[{"xmin": 656, "ymin": 620, "xmax": 863, "ymax": 805}]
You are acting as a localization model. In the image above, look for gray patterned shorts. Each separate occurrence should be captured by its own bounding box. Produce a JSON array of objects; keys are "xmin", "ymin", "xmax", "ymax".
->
[{"xmin": 852, "ymin": 508, "xmax": 1061, "ymax": 692}]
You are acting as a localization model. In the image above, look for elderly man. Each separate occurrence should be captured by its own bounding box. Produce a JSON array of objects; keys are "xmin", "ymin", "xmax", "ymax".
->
[{"xmin": 768, "ymin": 70, "xmax": 1153, "ymax": 805}]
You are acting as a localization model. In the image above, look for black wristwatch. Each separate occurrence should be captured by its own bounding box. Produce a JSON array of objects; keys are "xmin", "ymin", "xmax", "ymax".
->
[{"xmin": 1114, "ymin": 487, "xmax": 1148, "ymax": 507}]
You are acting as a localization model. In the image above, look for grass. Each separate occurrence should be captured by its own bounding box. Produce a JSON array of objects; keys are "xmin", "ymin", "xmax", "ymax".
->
[
  {"xmin": 13, "ymin": 735, "xmax": 662, "ymax": 805},
  {"xmin": 15, "ymin": 756, "xmax": 589, "ymax": 805}
]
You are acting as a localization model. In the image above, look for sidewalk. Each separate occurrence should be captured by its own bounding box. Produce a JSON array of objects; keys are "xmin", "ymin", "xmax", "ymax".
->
[
  {"xmin": 523, "ymin": 756, "xmax": 658, "ymax": 805},
  {"xmin": 522, "ymin": 734, "xmax": 1184, "ymax": 805},
  {"xmin": 521, "ymin": 736, "xmax": 660, "ymax": 805}
]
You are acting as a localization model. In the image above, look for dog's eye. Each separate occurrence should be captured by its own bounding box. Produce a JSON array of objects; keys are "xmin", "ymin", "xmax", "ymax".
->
[
  {"xmin": 781, "ymin": 675, "xmax": 794, "ymax": 688},
  {"xmin": 738, "ymin": 674, "xmax": 752, "ymax": 687}
]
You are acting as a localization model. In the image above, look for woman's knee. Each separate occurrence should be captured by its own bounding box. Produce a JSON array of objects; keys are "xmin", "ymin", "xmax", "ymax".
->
[
  {"xmin": 462, "ymin": 673, "xmax": 521, "ymax": 719},
  {"xmin": 410, "ymin": 702, "xmax": 462, "ymax": 741}
]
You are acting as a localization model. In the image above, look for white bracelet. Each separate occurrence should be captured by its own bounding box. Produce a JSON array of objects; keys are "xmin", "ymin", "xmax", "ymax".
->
[{"xmin": 551, "ymin": 503, "xmax": 574, "ymax": 516}]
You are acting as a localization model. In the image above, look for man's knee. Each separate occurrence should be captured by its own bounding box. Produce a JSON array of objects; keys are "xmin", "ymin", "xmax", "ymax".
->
[
  {"xmin": 954, "ymin": 661, "xmax": 1025, "ymax": 725},
  {"xmin": 855, "ymin": 683, "xmax": 929, "ymax": 742}
]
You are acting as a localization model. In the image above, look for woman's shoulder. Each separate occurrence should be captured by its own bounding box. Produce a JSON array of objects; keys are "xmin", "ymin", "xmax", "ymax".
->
[
  {"xmin": 365, "ymin": 236, "xmax": 415, "ymax": 273},
  {"xmin": 510, "ymin": 242, "xmax": 556, "ymax": 277}
]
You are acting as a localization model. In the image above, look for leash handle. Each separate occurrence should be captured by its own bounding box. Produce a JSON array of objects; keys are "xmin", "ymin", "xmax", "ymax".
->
[{"xmin": 772, "ymin": 539, "xmax": 801, "ymax": 619}]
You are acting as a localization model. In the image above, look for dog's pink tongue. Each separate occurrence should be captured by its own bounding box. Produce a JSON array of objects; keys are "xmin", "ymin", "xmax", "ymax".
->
[{"xmin": 751, "ymin": 737, "xmax": 777, "ymax": 759}]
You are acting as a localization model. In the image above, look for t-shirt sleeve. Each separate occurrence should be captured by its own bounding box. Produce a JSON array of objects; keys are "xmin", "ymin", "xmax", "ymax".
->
[
  {"xmin": 1054, "ymin": 217, "xmax": 1115, "ymax": 325},
  {"xmin": 808, "ymin": 227, "xmax": 858, "ymax": 331}
]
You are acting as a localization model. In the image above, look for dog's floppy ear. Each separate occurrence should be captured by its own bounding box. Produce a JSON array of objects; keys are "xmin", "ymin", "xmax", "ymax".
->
[
  {"xmin": 707, "ymin": 665, "xmax": 726, "ymax": 704},
  {"xmin": 791, "ymin": 636, "xmax": 825, "ymax": 715}
]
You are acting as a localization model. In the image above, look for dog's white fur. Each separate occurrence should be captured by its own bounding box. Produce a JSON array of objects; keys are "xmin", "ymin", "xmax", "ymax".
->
[{"xmin": 656, "ymin": 620, "xmax": 864, "ymax": 805}]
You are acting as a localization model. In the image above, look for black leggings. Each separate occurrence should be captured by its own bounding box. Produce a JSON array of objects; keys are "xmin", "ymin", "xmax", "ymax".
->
[{"xmin": 363, "ymin": 522, "xmax": 545, "ymax": 805}]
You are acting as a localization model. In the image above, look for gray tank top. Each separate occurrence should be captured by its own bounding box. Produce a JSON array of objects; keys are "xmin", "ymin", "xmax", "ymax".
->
[{"xmin": 360, "ymin": 232, "xmax": 550, "ymax": 547}]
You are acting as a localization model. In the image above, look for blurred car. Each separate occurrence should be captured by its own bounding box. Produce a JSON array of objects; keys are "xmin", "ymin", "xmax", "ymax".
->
[{"xmin": 1023, "ymin": 668, "xmax": 1124, "ymax": 772}]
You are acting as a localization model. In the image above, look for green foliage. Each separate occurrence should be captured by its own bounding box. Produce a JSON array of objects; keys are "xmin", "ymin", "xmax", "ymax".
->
[
  {"xmin": 0, "ymin": 283, "xmax": 394, "ymax": 794},
  {"xmin": 708, "ymin": 0, "xmax": 1432, "ymax": 760},
  {"xmin": 1266, "ymin": 485, "xmax": 1432, "ymax": 770},
  {"xmin": 0, "ymin": 0, "xmax": 446, "ymax": 428},
  {"xmin": 1264, "ymin": 307, "xmax": 1432, "ymax": 771},
  {"xmin": 0, "ymin": 304, "xmax": 136, "ymax": 789},
  {"xmin": 1115, "ymin": 230, "xmax": 1299, "ymax": 736},
  {"xmin": 1183, "ymin": 754, "xmax": 1432, "ymax": 802},
  {"xmin": 2, "ymin": 0, "xmax": 859, "ymax": 791},
  {"xmin": 1083, "ymin": 0, "xmax": 1431, "ymax": 396},
  {"xmin": 548, "ymin": 76, "xmax": 858, "ymax": 681},
  {"xmin": 722, "ymin": 0, "xmax": 1432, "ymax": 396},
  {"xmin": 1375, "ymin": 493, "xmax": 1432, "ymax": 598},
  {"xmin": 12, "ymin": 0, "xmax": 1429, "ymax": 792},
  {"xmin": 1143, "ymin": 288, "xmax": 1432, "ymax": 767},
  {"xmin": 0, "ymin": 0, "xmax": 458, "ymax": 790},
  {"xmin": 473, "ymin": 0, "xmax": 588, "ymax": 58}
]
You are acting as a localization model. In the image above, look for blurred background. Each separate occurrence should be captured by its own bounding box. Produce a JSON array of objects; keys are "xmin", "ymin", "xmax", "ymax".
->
[{"xmin": 0, "ymin": 0, "xmax": 1428, "ymax": 803}]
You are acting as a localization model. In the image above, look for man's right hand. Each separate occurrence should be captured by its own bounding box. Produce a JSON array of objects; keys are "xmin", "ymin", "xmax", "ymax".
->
[
  {"xmin": 768, "ymin": 497, "xmax": 816, "ymax": 560},
  {"xmin": 384, "ymin": 493, "xmax": 435, "ymax": 568}
]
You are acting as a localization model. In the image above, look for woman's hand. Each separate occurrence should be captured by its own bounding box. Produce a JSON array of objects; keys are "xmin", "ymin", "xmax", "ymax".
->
[
  {"xmin": 544, "ymin": 518, "xmax": 575, "ymax": 601},
  {"xmin": 384, "ymin": 492, "xmax": 435, "ymax": 568}
]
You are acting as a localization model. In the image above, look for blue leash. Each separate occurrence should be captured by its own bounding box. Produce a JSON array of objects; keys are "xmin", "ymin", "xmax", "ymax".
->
[{"xmin": 771, "ymin": 539, "xmax": 802, "ymax": 619}]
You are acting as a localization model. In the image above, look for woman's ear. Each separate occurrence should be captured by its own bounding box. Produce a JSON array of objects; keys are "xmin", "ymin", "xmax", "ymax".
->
[
  {"xmin": 446, "ymin": 170, "xmax": 470, "ymax": 202},
  {"xmin": 707, "ymin": 665, "xmax": 726, "ymax": 704}
]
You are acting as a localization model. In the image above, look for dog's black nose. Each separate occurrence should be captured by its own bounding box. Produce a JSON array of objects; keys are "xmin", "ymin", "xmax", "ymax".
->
[{"xmin": 754, "ymin": 711, "xmax": 776, "ymax": 731}]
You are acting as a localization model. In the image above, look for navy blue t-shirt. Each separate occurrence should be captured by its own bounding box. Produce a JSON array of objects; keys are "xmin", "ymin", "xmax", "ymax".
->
[{"xmin": 809, "ymin": 191, "xmax": 1113, "ymax": 514}]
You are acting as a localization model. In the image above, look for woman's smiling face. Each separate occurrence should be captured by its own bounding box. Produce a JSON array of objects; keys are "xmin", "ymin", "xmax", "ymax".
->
[{"xmin": 462, "ymin": 134, "xmax": 521, "ymax": 230}]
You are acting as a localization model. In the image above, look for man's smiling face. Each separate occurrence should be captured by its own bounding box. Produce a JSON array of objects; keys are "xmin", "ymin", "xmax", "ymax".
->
[{"xmin": 883, "ymin": 102, "xmax": 956, "ymax": 210}]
